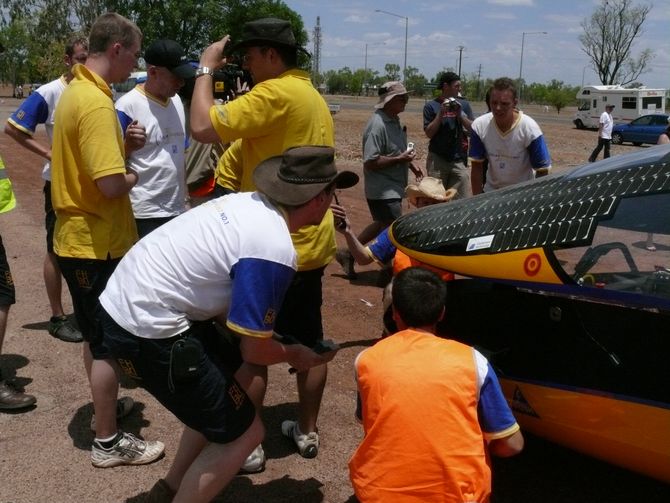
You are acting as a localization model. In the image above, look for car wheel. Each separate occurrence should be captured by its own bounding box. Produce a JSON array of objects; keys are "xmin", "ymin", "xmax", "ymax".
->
[
  {"xmin": 611, "ymin": 133, "xmax": 624, "ymax": 145},
  {"xmin": 633, "ymin": 142, "xmax": 642, "ymax": 147},
  {"xmin": 575, "ymin": 119, "xmax": 584, "ymax": 129}
]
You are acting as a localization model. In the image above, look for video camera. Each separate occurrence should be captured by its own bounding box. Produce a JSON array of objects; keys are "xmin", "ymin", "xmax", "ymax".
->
[
  {"xmin": 179, "ymin": 62, "xmax": 252, "ymax": 103},
  {"xmin": 211, "ymin": 64, "xmax": 251, "ymax": 101}
]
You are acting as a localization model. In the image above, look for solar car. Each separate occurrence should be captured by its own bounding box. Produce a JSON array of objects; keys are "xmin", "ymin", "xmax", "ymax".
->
[{"xmin": 389, "ymin": 145, "xmax": 670, "ymax": 483}]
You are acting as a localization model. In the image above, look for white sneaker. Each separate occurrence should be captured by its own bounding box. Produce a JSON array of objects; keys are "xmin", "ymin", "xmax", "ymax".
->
[
  {"xmin": 90, "ymin": 396, "xmax": 135, "ymax": 431},
  {"xmin": 281, "ymin": 420, "xmax": 319, "ymax": 458},
  {"xmin": 239, "ymin": 444, "xmax": 265, "ymax": 474},
  {"xmin": 91, "ymin": 431, "xmax": 164, "ymax": 468}
]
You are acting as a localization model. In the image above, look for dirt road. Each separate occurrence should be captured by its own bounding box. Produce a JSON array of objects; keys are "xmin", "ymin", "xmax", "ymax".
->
[{"xmin": 0, "ymin": 96, "xmax": 667, "ymax": 502}]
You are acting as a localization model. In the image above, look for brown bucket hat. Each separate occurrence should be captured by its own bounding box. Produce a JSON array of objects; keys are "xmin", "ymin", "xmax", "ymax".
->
[
  {"xmin": 254, "ymin": 146, "xmax": 359, "ymax": 206},
  {"xmin": 229, "ymin": 17, "xmax": 310, "ymax": 56}
]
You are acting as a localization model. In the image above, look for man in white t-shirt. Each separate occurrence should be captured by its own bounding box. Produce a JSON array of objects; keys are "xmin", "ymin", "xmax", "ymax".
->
[
  {"xmin": 4, "ymin": 36, "xmax": 88, "ymax": 343},
  {"xmin": 116, "ymin": 39, "xmax": 195, "ymax": 237},
  {"xmin": 97, "ymin": 146, "xmax": 358, "ymax": 501},
  {"xmin": 588, "ymin": 104, "xmax": 615, "ymax": 162},
  {"xmin": 469, "ymin": 77, "xmax": 551, "ymax": 195}
]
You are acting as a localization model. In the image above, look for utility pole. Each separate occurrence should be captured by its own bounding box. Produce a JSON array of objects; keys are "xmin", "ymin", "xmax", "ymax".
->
[
  {"xmin": 456, "ymin": 46, "xmax": 465, "ymax": 76},
  {"xmin": 476, "ymin": 64, "xmax": 482, "ymax": 101},
  {"xmin": 312, "ymin": 17, "xmax": 321, "ymax": 84}
]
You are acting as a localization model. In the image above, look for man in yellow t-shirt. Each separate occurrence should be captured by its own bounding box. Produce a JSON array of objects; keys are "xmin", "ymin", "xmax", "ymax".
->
[
  {"xmin": 190, "ymin": 18, "xmax": 335, "ymax": 467},
  {"xmin": 51, "ymin": 12, "xmax": 163, "ymax": 468}
]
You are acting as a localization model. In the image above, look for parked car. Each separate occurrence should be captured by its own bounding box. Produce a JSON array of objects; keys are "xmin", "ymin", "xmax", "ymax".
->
[{"xmin": 611, "ymin": 113, "xmax": 669, "ymax": 146}]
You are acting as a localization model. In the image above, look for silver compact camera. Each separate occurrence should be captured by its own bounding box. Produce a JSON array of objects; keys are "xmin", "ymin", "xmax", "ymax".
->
[{"xmin": 442, "ymin": 97, "xmax": 459, "ymax": 111}]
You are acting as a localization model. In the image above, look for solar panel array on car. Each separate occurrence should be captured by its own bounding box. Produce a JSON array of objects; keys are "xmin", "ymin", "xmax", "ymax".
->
[{"xmin": 392, "ymin": 160, "xmax": 670, "ymax": 255}]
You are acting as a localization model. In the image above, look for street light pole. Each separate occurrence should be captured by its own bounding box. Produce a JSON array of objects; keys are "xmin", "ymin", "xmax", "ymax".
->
[
  {"xmin": 375, "ymin": 9, "xmax": 408, "ymax": 83},
  {"xmin": 364, "ymin": 42, "xmax": 385, "ymax": 81},
  {"xmin": 518, "ymin": 31, "xmax": 547, "ymax": 103}
]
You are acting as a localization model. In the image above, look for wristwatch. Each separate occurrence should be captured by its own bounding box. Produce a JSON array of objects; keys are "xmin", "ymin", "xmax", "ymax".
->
[{"xmin": 195, "ymin": 66, "xmax": 213, "ymax": 78}]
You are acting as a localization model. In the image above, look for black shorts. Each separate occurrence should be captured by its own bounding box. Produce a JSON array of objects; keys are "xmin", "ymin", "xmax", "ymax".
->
[
  {"xmin": 99, "ymin": 308, "xmax": 255, "ymax": 444},
  {"xmin": 0, "ymin": 234, "xmax": 16, "ymax": 307},
  {"xmin": 43, "ymin": 182, "xmax": 56, "ymax": 253},
  {"xmin": 56, "ymin": 256, "xmax": 120, "ymax": 359},
  {"xmin": 366, "ymin": 198, "xmax": 402, "ymax": 224},
  {"xmin": 274, "ymin": 267, "xmax": 325, "ymax": 348},
  {"xmin": 135, "ymin": 216, "xmax": 175, "ymax": 239}
]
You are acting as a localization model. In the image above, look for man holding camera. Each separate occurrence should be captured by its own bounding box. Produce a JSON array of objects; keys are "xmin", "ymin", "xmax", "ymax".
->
[
  {"xmin": 115, "ymin": 39, "xmax": 195, "ymax": 237},
  {"xmin": 423, "ymin": 71, "xmax": 474, "ymax": 200},
  {"xmin": 190, "ymin": 17, "xmax": 336, "ymax": 468}
]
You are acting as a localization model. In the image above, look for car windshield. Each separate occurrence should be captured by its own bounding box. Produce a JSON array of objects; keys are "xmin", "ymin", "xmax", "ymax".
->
[{"xmin": 552, "ymin": 192, "xmax": 670, "ymax": 302}]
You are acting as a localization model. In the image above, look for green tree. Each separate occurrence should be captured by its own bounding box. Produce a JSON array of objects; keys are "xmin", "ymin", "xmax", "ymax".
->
[
  {"xmin": 0, "ymin": 18, "xmax": 31, "ymax": 85},
  {"xmin": 0, "ymin": 0, "xmax": 308, "ymax": 85},
  {"xmin": 384, "ymin": 63, "xmax": 400, "ymax": 81},
  {"xmin": 579, "ymin": 0, "xmax": 653, "ymax": 86},
  {"xmin": 403, "ymin": 66, "xmax": 427, "ymax": 96}
]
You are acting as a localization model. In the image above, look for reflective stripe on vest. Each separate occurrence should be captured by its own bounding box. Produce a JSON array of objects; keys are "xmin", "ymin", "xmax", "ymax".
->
[{"xmin": 0, "ymin": 157, "xmax": 17, "ymax": 214}]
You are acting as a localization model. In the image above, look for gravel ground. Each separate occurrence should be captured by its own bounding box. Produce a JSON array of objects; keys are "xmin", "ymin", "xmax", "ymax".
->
[{"xmin": 0, "ymin": 95, "xmax": 668, "ymax": 502}]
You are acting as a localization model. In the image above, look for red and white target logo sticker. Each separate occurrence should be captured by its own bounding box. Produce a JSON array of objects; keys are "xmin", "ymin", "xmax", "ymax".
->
[{"xmin": 523, "ymin": 253, "xmax": 542, "ymax": 276}]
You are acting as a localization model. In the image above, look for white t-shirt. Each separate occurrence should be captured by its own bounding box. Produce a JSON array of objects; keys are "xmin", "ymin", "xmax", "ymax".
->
[
  {"xmin": 116, "ymin": 86, "xmax": 187, "ymax": 218},
  {"xmin": 599, "ymin": 111, "xmax": 614, "ymax": 140},
  {"xmin": 99, "ymin": 192, "xmax": 297, "ymax": 339},
  {"xmin": 7, "ymin": 77, "xmax": 66, "ymax": 181},
  {"xmin": 469, "ymin": 111, "xmax": 551, "ymax": 192}
]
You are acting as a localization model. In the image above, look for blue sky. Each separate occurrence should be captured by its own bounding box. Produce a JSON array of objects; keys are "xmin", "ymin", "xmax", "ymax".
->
[{"xmin": 284, "ymin": 0, "xmax": 670, "ymax": 89}]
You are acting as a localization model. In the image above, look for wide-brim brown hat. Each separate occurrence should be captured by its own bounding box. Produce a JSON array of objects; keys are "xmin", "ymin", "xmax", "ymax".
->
[
  {"xmin": 254, "ymin": 146, "xmax": 359, "ymax": 206},
  {"xmin": 405, "ymin": 177, "xmax": 457, "ymax": 206},
  {"xmin": 229, "ymin": 17, "xmax": 310, "ymax": 56}
]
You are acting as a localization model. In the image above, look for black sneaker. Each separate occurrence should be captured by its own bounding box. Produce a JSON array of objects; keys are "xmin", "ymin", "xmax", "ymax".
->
[
  {"xmin": 48, "ymin": 316, "xmax": 83, "ymax": 342},
  {"xmin": 0, "ymin": 380, "xmax": 36, "ymax": 411}
]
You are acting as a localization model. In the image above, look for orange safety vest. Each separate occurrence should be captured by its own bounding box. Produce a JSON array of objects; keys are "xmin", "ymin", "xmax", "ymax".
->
[
  {"xmin": 350, "ymin": 329, "xmax": 491, "ymax": 503},
  {"xmin": 393, "ymin": 249, "xmax": 455, "ymax": 281}
]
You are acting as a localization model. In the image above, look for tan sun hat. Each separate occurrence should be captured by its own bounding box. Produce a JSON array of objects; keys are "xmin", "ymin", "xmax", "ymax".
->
[
  {"xmin": 375, "ymin": 81, "xmax": 408, "ymax": 109},
  {"xmin": 405, "ymin": 177, "xmax": 457, "ymax": 207}
]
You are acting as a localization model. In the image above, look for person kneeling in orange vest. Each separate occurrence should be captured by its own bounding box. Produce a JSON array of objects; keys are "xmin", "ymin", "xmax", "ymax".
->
[{"xmin": 349, "ymin": 267, "xmax": 524, "ymax": 503}]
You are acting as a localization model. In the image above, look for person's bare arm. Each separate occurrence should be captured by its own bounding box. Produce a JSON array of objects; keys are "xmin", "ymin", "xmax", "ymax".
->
[
  {"xmin": 95, "ymin": 172, "xmax": 138, "ymax": 198},
  {"xmin": 239, "ymin": 335, "xmax": 336, "ymax": 372},
  {"xmin": 364, "ymin": 148, "xmax": 416, "ymax": 171},
  {"xmin": 471, "ymin": 159, "xmax": 485, "ymax": 195},
  {"xmin": 4, "ymin": 122, "xmax": 51, "ymax": 160},
  {"xmin": 331, "ymin": 202, "xmax": 374, "ymax": 265},
  {"xmin": 123, "ymin": 120, "xmax": 146, "ymax": 157},
  {"xmin": 488, "ymin": 429, "xmax": 524, "ymax": 457},
  {"xmin": 190, "ymin": 36, "xmax": 230, "ymax": 143},
  {"xmin": 424, "ymin": 108, "xmax": 443, "ymax": 139}
]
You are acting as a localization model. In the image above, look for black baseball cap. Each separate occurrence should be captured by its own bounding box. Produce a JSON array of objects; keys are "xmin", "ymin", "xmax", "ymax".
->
[{"xmin": 144, "ymin": 39, "xmax": 195, "ymax": 79}]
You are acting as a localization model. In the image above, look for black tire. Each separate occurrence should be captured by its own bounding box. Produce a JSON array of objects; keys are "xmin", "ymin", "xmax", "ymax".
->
[
  {"xmin": 611, "ymin": 132, "xmax": 624, "ymax": 145},
  {"xmin": 575, "ymin": 119, "xmax": 584, "ymax": 129}
]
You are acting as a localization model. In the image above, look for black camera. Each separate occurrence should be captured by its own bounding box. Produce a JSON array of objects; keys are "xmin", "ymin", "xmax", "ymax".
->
[
  {"xmin": 178, "ymin": 63, "xmax": 252, "ymax": 103},
  {"xmin": 212, "ymin": 64, "xmax": 251, "ymax": 101}
]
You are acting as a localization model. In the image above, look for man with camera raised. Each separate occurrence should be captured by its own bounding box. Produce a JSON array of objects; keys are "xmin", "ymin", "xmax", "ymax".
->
[
  {"xmin": 423, "ymin": 71, "xmax": 474, "ymax": 199},
  {"xmin": 190, "ymin": 17, "xmax": 336, "ymax": 471}
]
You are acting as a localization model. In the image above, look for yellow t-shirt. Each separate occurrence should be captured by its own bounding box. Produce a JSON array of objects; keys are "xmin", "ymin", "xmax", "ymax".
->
[
  {"xmin": 51, "ymin": 64, "xmax": 137, "ymax": 259},
  {"xmin": 211, "ymin": 69, "xmax": 335, "ymax": 271}
]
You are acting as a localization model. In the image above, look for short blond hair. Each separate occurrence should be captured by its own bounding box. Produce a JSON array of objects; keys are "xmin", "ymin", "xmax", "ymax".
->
[{"xmin": 88, "ymin": 12, "xmax": 141, "ymax": 54}]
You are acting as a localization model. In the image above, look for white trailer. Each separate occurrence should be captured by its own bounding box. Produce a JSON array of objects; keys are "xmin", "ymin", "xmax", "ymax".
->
[{"xmin": 573, "ymin": 85, "xmax": 666, "ymax": 129}]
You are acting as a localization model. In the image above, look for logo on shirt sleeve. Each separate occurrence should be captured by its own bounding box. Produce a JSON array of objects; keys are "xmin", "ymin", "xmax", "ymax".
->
[{"xmin": 263, "ymin": 308, "xmax": 276, "ymax": 325}]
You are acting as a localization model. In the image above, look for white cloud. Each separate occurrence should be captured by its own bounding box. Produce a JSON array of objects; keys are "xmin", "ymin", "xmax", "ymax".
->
[{"xmin": 487, "ymin": 0, "xmax": 534, "ymax": 6}]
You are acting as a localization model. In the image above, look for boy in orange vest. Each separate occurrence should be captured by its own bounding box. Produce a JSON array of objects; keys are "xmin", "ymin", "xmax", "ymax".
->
[{"xmin": 349, "ymin": 267, "xmax": 524, "ymax": 502}]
